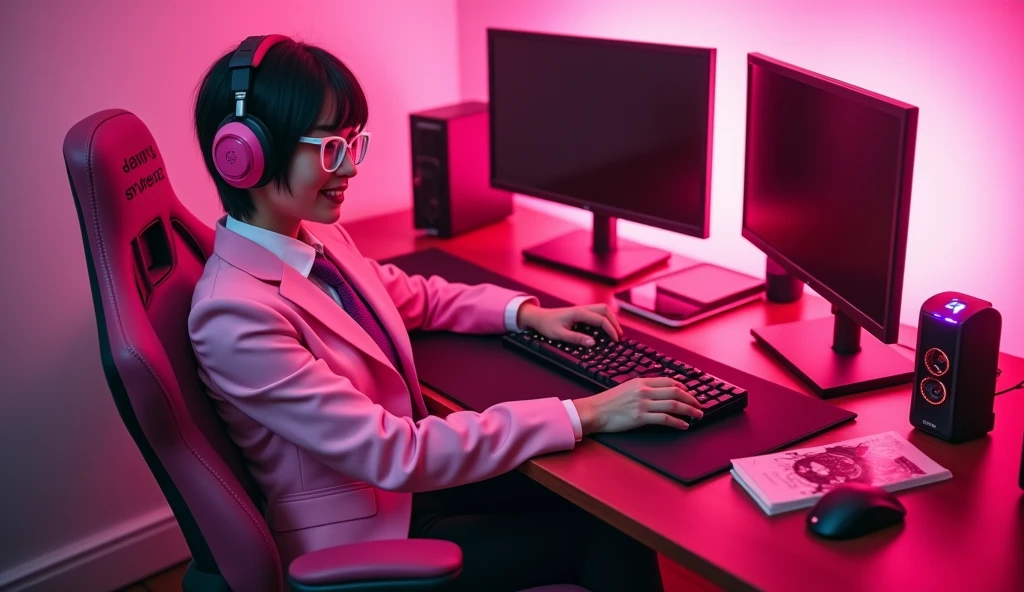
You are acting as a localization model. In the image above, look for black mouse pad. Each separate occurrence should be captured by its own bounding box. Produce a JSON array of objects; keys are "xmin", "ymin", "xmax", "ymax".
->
[{"xmin": 382, "ymin": 248, "xmax": 856, "ymax": 484}]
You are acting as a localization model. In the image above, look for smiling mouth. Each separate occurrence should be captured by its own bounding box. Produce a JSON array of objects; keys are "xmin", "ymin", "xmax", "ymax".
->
[{"xmin": 320, "ymin": 188, "xmax": 345, "ymax": 202}]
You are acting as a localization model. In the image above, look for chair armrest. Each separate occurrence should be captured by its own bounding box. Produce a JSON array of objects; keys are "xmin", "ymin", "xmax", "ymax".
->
[{"xmin": 287, "ymin": 538, "xmax": 462, "ymax": 592}]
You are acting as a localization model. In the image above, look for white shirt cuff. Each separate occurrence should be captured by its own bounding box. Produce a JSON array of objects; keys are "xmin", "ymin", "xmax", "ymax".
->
[
  {"xmin": 504, "ymin": 295, "xmax": 534, "ymax": 332},
  {"xmin": 562, "ymin": 399, "xmax": 584, "ymax": 441}
]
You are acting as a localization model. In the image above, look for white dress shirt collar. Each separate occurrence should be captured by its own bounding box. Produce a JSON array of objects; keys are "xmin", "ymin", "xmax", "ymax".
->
[{"xmin": 224, "ymin": 215, "xmax": 323, "ymax": 278}]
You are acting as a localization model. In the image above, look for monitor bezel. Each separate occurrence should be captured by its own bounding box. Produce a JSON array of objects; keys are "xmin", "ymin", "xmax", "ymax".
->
[
  {"xmin": 487, "ymin": 28, "xmax": 716, "ymax": 239},
  {"xmin": 741, "ymin": 52, "xmax": 918, "ymax": 344}
]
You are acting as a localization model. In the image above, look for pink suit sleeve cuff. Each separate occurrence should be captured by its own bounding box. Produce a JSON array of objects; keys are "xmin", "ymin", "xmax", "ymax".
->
[{"xmin": 561, "ymin": 399, "xmax": 583, "ymax": 441}]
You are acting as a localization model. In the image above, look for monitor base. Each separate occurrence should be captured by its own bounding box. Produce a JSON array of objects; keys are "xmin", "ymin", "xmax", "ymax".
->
[
  {"xmin": 751, "ymin": 316, "xmax": 913, "ymax": 398},
  {"xmin": 523, "ymin": 229, "xmax": 669, "ymax": 284}
]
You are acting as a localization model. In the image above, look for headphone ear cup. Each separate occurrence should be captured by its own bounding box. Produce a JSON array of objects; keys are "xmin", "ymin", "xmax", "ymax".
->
[{"xmin": 211, "ymin": 115, "xmax": 275, "ymax": 188}]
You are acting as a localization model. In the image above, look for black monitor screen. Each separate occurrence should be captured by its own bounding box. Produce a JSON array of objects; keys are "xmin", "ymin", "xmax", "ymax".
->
[
  {"xmin": 488, "ymin": 30, "xmax": 715, "ymax": 237},
  {"xmin": 742, "ymin": 54, "xmax": 917, "ymax": 340}
]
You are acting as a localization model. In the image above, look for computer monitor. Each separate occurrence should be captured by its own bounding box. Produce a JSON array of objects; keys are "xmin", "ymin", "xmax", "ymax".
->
[
  {"xmin": 742, "ymin": 53, "xmax": 919, "ymax": 398},
  {"xmin": 488, "ymin": 29, "xmax": 715, "ymax": 284}
]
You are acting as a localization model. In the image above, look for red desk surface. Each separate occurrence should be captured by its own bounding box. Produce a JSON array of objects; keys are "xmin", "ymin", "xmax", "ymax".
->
[{"xmin": 346, "ymin": 206, "xmax": 1024, "ymax": 592}]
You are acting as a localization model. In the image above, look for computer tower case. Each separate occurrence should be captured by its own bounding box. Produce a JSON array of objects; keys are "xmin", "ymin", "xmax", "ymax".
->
[{"xmin": 410, "ymin": 101, "xmax": 512, "ymax": 237}]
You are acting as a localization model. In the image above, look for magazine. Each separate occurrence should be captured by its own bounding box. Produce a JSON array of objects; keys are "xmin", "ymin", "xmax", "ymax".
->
[{"xmin": 730, "ymin": 431, "xmax": 952, "ymax": 516}]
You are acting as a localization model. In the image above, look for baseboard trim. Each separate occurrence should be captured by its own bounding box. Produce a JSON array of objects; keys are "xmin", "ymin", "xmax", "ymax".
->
[{"xmin": 0, "ymin": 507, "xmax": 190, "ymax": 592}]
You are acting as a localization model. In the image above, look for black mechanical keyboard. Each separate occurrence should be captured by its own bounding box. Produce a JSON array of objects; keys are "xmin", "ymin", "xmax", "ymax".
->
[{"xmin": 502, "ymin": 323, "xmax": 748, "ymax": 426}]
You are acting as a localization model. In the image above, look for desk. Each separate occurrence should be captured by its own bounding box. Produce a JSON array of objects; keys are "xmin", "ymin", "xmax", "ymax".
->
[{"xmin": 345, "ymin": 205, "xmax": 1024, "ymax": 592}]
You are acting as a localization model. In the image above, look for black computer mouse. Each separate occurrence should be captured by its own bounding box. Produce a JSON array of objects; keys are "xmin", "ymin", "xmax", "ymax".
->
[{"xmin": 806, "ymin": 482, "xmax": 906, "ymax": 540}]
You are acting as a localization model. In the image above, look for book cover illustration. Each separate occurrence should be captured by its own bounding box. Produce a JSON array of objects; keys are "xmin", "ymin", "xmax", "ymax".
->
[{"xmin": 769, "ymin": 432, "xmax": 927, "ymax": 497}]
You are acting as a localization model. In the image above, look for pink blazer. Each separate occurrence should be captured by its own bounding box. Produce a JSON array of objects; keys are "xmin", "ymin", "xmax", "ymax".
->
[{"xmin": 188, "ymin": 218, "xmax": 576, "ymax": 565}]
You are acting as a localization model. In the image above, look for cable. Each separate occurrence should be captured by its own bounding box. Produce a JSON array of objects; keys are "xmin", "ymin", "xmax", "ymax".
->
[{"xmin": 995, "ymin": 378, "xmax": 1024, "ymax": 396}]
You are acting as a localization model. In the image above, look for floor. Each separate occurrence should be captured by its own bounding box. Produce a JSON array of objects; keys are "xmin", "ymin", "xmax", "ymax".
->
[
  {"xmin": 119, "ymin": 560, "xmax": 188, "ymax": 592},
  {"xmin": 119, "ymin": 555, "xmax": 720, "ymax": 591}
]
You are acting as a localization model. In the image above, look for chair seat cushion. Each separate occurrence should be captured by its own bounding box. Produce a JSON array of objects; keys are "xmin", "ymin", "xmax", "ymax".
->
[{"xmin": 288, "ymin": 539, "xmax": 462, "ymax": 585}]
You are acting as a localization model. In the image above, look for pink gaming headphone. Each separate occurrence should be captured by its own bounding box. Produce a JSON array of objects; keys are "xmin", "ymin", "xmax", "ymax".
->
[{"xmin": 211, "ymin": 34, "xmax": 290, "ymax": 188}]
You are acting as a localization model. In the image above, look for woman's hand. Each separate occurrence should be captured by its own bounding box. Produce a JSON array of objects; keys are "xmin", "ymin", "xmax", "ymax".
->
[
  {"xmin": 516, "ymin": 302, "xmax": 624, "ymax": 346},
  {"xmin": 574, "ymin": 376, "xmax": 703, "ymax": 434}
]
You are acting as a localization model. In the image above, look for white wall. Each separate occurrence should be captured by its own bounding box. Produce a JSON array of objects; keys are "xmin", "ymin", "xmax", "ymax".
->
[{"xmin": 0, "ymin": 1, "xmax": 460, "ymax": 589}]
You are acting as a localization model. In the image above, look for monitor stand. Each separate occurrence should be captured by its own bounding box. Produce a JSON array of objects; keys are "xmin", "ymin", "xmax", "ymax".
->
[
  {"xmin": 751, "ymin": 308, "xmax": 914, "ymax": 398},
  {"xmin": 522, "ymin": 213, "xmax": 670, "ymax": 284}
]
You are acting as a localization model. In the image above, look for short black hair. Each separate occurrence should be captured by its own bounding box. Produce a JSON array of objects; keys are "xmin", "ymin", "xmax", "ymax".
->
[{"xmin": 193, "ymin": 38, "xmax": 369, "ymax": 221}]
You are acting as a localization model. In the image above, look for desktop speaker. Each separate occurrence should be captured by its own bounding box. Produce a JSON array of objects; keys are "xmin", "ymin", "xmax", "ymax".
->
[
  {"xmin": 910, "ymin": 292, "xmax": 1001, "ymax": 443},
  {"xmin": 410, "ymin": 101, "xmax": 512, "ymax": 237}
]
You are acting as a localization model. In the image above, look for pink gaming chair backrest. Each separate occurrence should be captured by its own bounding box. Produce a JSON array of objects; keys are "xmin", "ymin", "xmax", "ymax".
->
[{"xmin": 63, "ymin": 109, "xmax": 283, "ymax": 591}]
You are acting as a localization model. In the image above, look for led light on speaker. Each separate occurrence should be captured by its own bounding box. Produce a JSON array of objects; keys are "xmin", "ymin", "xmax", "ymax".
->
[
  {"xmin": 920, "ymin": 377, "xmax": 947, "ymax": 405},
  {"xmin": 923, "ymin": 348, "xmax": 950, "ymax": 377}
]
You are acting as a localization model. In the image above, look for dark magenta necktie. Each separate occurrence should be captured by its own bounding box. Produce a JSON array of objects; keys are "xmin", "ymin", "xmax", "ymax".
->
[{"xmin": 309, "ymin": 252, "xmax": 402, "ymax": 371}]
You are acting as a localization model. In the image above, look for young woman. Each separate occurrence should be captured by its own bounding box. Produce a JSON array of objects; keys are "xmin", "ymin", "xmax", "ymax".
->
[{"xmin": 188, "ymin": 35, "xmax": 702, "ymax": 592}]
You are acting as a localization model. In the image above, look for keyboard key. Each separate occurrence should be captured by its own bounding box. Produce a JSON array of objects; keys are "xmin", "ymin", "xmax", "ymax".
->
[
  {"xmin": 612, "ymin": 373, "xmax": 637, "ymax": 384},
  {"xmin": 537, "ymin": 341, "xmax": 579, "ymax": 365}
]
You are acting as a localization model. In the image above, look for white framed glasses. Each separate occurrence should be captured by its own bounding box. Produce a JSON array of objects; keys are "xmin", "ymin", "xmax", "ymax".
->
[{"xmin": 298, "ymin": 131, "xmax": 371, "ymax": 171}]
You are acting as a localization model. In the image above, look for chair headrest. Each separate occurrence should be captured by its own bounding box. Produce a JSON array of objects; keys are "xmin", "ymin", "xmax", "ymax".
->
[
  {"xmin": 64, "ymin": 109, "xmax": 201, "ymax": 246},
  {"xmin": 64, "ymin": 109, "xmax": 215, "ymax": 308}
]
